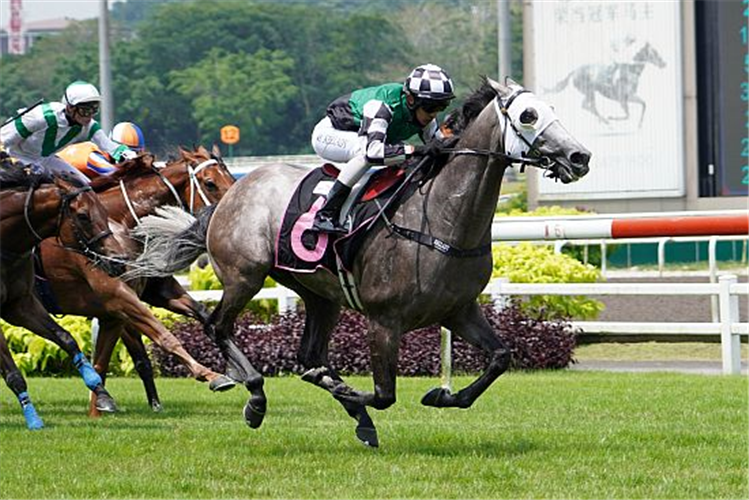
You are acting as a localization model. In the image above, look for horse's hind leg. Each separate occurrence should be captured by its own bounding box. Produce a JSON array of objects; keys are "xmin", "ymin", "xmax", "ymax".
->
[
  {"xmin": 103, "ymin": 284, "xmax": 235, "ymax": 392},
  {"xmin": 421, "ymin": 301, "xmax": 509, "ymax": 409},
  {"xmin": 0, "ymin": 331, "xmax": 43, "ymax": 429},
  {"xmin": 120, "ymin": 325, "xmax": 162, "ymax": 411},
  {"xmin": 205, "ymin": 279, "xmax": 267, "ymax": 428},
  {"xmin": 2, "ymin": 297, "xmax": 118, "ymax": 412},
  {"xmin": 295, "ymin": 292, "xmax": 379, "ymax": 447},
  {"xmin": 140, "ymin": 276, "xmax": 210, "ymax": 324}
]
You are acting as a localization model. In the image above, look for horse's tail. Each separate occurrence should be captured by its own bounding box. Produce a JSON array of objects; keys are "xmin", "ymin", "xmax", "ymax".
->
[
  {"xmin": 123, "ymin": 205, "xmax": 217, "ymax": 279},
  {"xmin": 544, "ymin": 70, "xmax": 575, "ymax": 94}
]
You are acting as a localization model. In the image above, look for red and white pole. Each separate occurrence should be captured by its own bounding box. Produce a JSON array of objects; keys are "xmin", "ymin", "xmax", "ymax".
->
[{"xmin": 492, "ymin": 212, "xmax": 749, "ymax": 241}]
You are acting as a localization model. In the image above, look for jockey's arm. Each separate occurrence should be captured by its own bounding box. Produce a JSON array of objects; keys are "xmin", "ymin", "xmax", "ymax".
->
[
  {"xmin": 89, "ymin": 125, "xmax": 132, "ymax": 162},
  {"xmin": 85, "ymin": 150, "xmax": 118, "ymax": 176},
  {"xmin": 0, "ymin": 107, "xmax": 47, "ymax": 151},
  {"xmin": 360, "ymin": 100, "xmax": 408, "ymax": 167}
]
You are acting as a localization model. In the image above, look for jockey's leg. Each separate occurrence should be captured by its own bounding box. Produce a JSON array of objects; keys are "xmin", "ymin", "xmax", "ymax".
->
[{"xmin": 38, "ymin": 156, "xmax": 91, "ymax": 186}]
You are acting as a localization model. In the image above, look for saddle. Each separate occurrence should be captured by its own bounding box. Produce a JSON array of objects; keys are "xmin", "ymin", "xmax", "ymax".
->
[{"xmin": 274, "ymin": 160, "xmax": 419, "ymax": 278}]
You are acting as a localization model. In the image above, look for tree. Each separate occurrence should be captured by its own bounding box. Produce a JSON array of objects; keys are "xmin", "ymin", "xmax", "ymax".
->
[{"xmin": 170, "ymin": 48, "xmax": 298, "ymax": 155}]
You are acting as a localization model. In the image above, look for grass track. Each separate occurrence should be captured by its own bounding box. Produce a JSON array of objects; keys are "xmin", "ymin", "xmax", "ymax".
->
[{"xmin": 0, "ymin": 373, "xmax": 746, "ymax": 499}]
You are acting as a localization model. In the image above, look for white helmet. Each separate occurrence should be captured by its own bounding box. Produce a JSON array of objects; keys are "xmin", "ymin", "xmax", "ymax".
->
[{"xmin": 62, "ymin": 81, "xmax": 101, "ymax": 106}]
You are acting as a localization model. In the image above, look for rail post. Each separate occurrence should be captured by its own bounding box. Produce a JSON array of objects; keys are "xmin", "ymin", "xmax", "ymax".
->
[
  {"xmin": 440, "ymin": 327, "xmax": 452, "ymax": 390},
  {"xmin": 718, "ymin": 274, "xmax": 741, "ymax": 375},
  {"xmin": 709, "ymin": 237, "xmax": 719, "ymax": 322},
  {"xmin": 277, "ymin": 286, "xmax": 296, "ymax": 314}
]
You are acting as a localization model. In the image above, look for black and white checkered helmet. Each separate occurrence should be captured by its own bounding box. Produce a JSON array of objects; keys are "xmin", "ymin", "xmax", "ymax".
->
[{"xmin": 404, "ymin": 64, "xmax": 455, "ymax": 102}]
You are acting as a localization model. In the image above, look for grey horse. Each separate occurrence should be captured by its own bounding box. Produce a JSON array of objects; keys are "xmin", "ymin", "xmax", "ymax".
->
[
  {"xmin": 129, "ymin": 77, "xmax": 591, "ymax": 447},
  {"xmin": 546, "ymin": 42, "xmax": 666, "ymax": 127}
]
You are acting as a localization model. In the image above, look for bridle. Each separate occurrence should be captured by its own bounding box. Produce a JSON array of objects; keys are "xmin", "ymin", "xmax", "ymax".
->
[
  {"xmin": 444, "ymin": 88, "xmax": 560, "ymax": 177},
  {"xmin": 119, "ymin": 156, "xmax": 223, "ymax": 225},
  {"xmin": 24, "ymin": 183, "xmax": 112, "ymax": 257}
]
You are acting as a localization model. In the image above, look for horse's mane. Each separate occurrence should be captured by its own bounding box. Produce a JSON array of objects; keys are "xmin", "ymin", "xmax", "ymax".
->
[
  {"xmin": 90, "ymin": 157, "xmax": 157, "ymax": 193},
  {"xmin": 443, "ymin": 76, "xmax": 499, "ymax": 136},
  {"xmin": 0, "ymin": 157, "xmax": 55, "ymax": 190}
]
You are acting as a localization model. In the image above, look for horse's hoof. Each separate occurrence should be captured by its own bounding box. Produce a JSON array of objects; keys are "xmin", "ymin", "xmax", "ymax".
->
[
  {"xmin": 243, "ymin": 400, "xmax": 266, "ymax": 429},
  {"xmin": 225, "ymin": 366, "xmax": 243, "ymax": 383},
  {"xmin": 209, "ymin": 375, "xmax": 236, "ymax": 392},
  {"xmin": 356, "ymin": 425, "xmax": 379, "ymax": 448},
  {"xmin": 150, "ymin": 401, "xmax": 163, "ymax": 413},
  {"xmin": 94, "ymin": 387, "xmax": 118, "ymax": 413},
  {"xmin": 421, "ymin": 387, "xmax": 451, "ymax": 407}
]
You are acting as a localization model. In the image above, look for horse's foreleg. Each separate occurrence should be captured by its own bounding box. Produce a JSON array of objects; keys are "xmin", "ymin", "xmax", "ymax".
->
[
  {"xmin": 296, "ymin": 292, "xmax": 378, "ymax": 447},
  {"xmin": 107, "ymin": 285, "xmax": 234, "ymax": 392},
  {"xmin": 121, "ymin": 325, "xmax": 162, "ymax": 412},
  {"xmin": 321, "ymin": 319, "xmax": 400, "ymax": 412},
  {"xmin": 581, "ymin": 93, "xmax": 609, "ymax": 124},
  {"xmin": 0, "ymin": 331, "xmax": 43, "ymax": 429},
  {"xmin": 608, "ymin": 99, "xmax": 631, "ymax": 121},
  {"xmin": 2, "ymin": 296, "xmax": 117, "ymax": 412},
  {"xmin": 631, "ymin": 96, "xmax": 646, "ymax": 128},
  {"xmin": 140, "ymin": 276, "xmax": 210, "ymax": 323},
  {"xmin": 205, "ymin": 280, "xmax": 267, "ymax": 428},
  {"xmin": 421, "ymin": 301, "xmax": 509, "ymax": 409}
]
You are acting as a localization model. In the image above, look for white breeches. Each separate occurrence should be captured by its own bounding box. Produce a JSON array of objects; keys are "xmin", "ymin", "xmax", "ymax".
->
[
  {"xmin": 310, "ymin": 117, "xmax": 370, "ymax": 187},
  {"xmin": 11, "ymin": 151, "xmax": 90, "ymax": 185}
]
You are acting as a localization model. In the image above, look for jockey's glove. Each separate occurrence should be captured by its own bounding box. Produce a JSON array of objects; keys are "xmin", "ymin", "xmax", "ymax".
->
[
  {"xmin": 411, "ymin": 136, "xmax": 459, "ymax": 158},
  {"xmin": 119, "ymin": 149, "xmax": 138, "ymax": 161}
]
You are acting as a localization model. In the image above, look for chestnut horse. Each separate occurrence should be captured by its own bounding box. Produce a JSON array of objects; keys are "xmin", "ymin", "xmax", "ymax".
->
[
  {"xmin": 0, "ymin": 158, "xmax": 125, "ymax": 429},
  {"xmin": 130, "ymin": 78, "xmax": 591, "ymax": 446},
  {"xmin": 36, "ymin": 147, "xmax": 237, "ymax": 415}
]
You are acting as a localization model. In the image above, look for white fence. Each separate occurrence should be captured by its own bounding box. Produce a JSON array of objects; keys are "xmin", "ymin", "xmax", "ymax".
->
[
  {"xmin": 186, "ymin": 210, "xmax": 747, "ymax": 375},
  {"xmin": 188, "ymin": 273, "xmax": 748, "ymax": 376}
]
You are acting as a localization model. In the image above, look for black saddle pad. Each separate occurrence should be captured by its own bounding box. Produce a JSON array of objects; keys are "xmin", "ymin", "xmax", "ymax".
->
[{"xmin": 274, "ymin": 165, "xmax": 407, "ymax": 275}]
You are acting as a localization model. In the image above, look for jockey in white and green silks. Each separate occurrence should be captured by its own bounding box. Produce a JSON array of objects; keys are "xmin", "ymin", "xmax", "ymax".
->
[
  {"xmin": 310, "ymin": 64, "xmax": 456, "ymax": 234},
  {"xmin": 0, "ymin": 80, "xmax": 135, "ymax": 185}
]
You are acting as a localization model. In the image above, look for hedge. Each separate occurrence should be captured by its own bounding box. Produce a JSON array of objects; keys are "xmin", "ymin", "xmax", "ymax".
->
[{"xmin": 152, "ymin": 301, "xmax": 578, "ymax": 377}]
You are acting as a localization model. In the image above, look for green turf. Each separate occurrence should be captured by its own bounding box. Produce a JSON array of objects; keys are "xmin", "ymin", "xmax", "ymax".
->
[
  {"xmin": 0, "ymin": 374, "xmax": 746, "ymax": 499},
  {"xmin": 575, "ymin": 342, "xmax": 749, "ymax": 361}
]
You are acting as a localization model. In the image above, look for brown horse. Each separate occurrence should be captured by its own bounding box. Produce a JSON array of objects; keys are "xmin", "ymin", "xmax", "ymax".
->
[
  {"xmin": 129, "ymin": 78, "xmax": 591, "ymax": 446},
  {"xmin": 0, "ymin": 158, "xmax": 126, "ymax": 428},
  {"xmin": 36, "ymin": 146, "xmax": 237, "ymax": 415}
]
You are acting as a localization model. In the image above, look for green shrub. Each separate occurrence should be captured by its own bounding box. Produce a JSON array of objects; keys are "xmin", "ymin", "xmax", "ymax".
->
[
  {"xmin": 1, "ymin": 311, "xmax": 181, "ymax": 377},
  {"xmin": 2, "ymin": 316, "xmax": 140, "ymax": 377},
  {"xmin": 492, "ymin": 242, "xmax": 604, "ymax": 320}
]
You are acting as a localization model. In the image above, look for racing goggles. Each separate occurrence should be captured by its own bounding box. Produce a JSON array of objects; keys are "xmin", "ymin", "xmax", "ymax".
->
[
  {"xmin": 75, "ymin": 103, "xmax": 100, "ymax": 117},
  {"xmin": 418, "ymin": 99, "xmax": 450, "ymax": 113}
]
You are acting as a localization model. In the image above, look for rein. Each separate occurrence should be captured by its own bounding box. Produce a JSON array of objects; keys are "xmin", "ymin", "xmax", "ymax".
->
[
  {"xmin": 376, "ymin": 90, "xmax": 548, "ymax": 258},
  {"xmin": 23, "ymin": 183, "xmax": 112, "ymax": 254}
]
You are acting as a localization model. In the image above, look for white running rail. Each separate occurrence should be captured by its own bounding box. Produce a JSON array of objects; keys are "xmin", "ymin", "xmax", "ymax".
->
[{"xmin": 188, "ymin": 274, "xmax": 747, "ymax": 375}]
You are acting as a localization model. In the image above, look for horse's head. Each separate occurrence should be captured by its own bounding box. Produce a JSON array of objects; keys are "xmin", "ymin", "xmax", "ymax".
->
[
  {"xmin": 169, "ymin": 145, "xmax": 236, "ymax": 213},
  {"xmin": 489, "ymin": 77, "xmax": 591, "ymax": 183},
  {"xmin": 53, "ymin": 177, "xmax": 127, "ymax": 275},
  {"xmin": 634, "ymin": 42, "xmax": 666, "ymax": 68}
]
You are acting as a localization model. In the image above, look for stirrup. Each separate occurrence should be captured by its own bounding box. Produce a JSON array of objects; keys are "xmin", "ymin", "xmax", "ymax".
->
[{"xmin": 312, "ymin": 215, "xmax": 348, "ymax": 234}]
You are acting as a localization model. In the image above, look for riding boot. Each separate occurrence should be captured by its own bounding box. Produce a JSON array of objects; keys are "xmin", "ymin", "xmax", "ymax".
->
[{"xmin": 312, "ymin": 181, "xmax": 351, "ymax": 234}]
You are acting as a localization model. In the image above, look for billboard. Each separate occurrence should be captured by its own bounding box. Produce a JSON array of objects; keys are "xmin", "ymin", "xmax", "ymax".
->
[{"xmin": 532, "ymin": 1, "xmax": 684, "ymax": 200}]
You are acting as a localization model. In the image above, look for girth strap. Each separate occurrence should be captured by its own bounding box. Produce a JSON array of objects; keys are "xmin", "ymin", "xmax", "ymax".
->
[{"xmin": 388, "ymin": 223, "xmax": 491, "ymax": 258}]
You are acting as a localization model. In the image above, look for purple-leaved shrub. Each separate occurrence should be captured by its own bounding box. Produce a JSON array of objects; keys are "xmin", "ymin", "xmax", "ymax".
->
[{"xmin": 152, "ymin": 302, "xmax": 578, "ymax": 377}]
